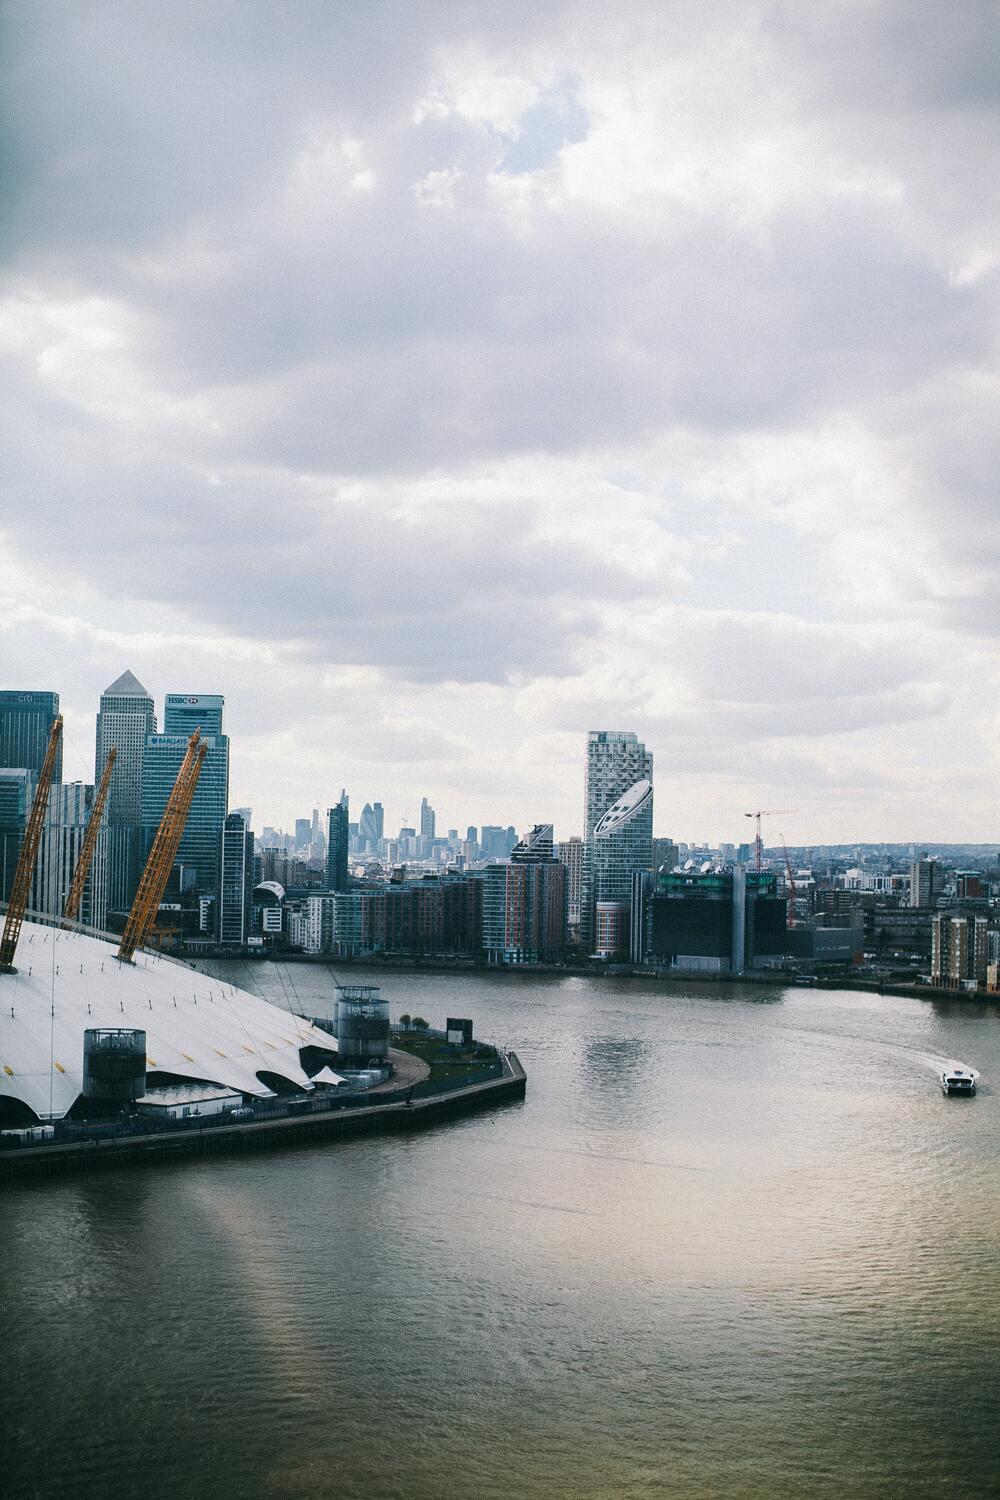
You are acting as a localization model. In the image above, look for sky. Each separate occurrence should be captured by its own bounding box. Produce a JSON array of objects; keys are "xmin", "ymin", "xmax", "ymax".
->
[{"xmin": 2, "ymin": 0, "xmax": 999, "ymax": 846}]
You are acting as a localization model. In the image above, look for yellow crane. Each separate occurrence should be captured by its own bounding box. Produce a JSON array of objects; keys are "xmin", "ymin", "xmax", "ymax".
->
[
  {"xmin": 63, "ymin": 747, "xmax": 117, "ymax": 926},
  {"xmin": 117, "ymin": 731, "xmax": 207, "ymax": 964},
  {"xmin": 0, "ymin": 716, "xmax": 64, "ymax": 973}
]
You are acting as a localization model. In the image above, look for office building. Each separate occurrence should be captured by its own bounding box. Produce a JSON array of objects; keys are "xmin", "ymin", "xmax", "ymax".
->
[
  {"xmin": 0, "ymin": 690, "xmax": 62, "ymax": 782},
  {"xmin": 0, "ymin": 769, "xmax": 33, "ymax": 902},
  {"xmin": 163, "ymin": 693, "xmax": 225, "ymax": 738},
  {"xmin": 582, "ymin": 732, "xmax": 654, "ymax": 950},
  {"xmin": 219, "ymin": 812, "xmax": 254, "ymax": 945},
  {"xmin": 646, "ymin": 867, "xmax": 786, "ymax": 973},
  {"xmin": 142, "ymin": 732, "xmax": 229, "ymax": 895},
  {"xmin": 420, "ymin": 796, "xmax": 436, "ymax": 843},
  {"xmin": 294, "ymin": 818, "xmax": 311, "ymax": 851},
  {"xmin": 327, "ymin": 800, "xmax": 350, "ymax": 891},
  {"xmin": 358, "ymin": 803, "xmax": 380, "ymax": 852},
  {"xmin": 31, "ymin": 782, "xmax": 108, "ymax": 929},
  {"xmin": 95, "ymin": 670, "xmax": 157, "ymax": 912}
]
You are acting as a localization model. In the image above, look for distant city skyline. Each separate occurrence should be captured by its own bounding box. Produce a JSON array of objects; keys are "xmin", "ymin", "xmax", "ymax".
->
[{"xmin": 5, "ymin": 665, "xmax": 1000, "ymax": 851}]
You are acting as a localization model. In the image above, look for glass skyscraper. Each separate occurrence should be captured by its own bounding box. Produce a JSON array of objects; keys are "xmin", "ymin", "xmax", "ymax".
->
[
  {"xmin": 142, "ymin": 694, "xmax": 229, "ymax": 895},
  {"xmin": 0, "ymin": 769, "xmax": 33, "ymax": 902},
  {"xmin": 218, "ymin": 812, "xmax": 253, "ymax": 944},
  {"xmin": 581, "ymin": 730, "xmax": 654, "ymax": 948},
  {"xmin": 327, "ymin": 799, "xmax": 349, "ymax": 892},
  {"xmin": 164, "ymin": 693, "xmax": 225, "ymax": 738},
  {"xmin": 95, "ymin": 670, "xmax": 156, "ymax": 912},
  {"xmin": 0, "ymin": 690, "xmax": 62, "ymax": 782}
]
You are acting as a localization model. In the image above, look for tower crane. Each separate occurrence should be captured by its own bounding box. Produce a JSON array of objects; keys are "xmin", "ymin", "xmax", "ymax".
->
[
  {"xmin": 744, "ymin": 809, "xmax": 798, "ymax": 872},
  {"xmin": 0, "ymin": 716, "xmax": 64, "ymax": 973},
  {"xmin": 63, "ymin": 747, "xmax": 116, "ymax": 926},
  {"xmin": 118, "ymin": 731, "xmax": 207, "ymax": 964},
  {"xmin": 781, "ymin": 835, "xmax": 797, "ymax": 928}
]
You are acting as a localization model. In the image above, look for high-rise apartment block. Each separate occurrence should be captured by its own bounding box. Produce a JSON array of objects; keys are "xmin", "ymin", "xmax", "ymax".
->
[
  {"xmin": 910, "ymin": 857, "xmax": 943, "ymax": 909},
  {"xmin": 557, "ymin": 836, "xmax": 585, "ymax": 930},
  {"xmin": 481, "ymin": 825, "xmax": 566, "ymax": 964},
  {"xmin": 931, "ymin": 913, "xmax": 988, "ymax": 988},
  {"xmin": 582, "ymin": 731, "xmax": 653, "ymax": 950},
  {"xmin": 0, "ymin": 690, "xmax": 62, "ymax": 782},
  {"xmin": 219, "ymin": 812, "xmax": 254, "ymax": 944},
  {"xmin": 327, "ymin": 801, "xmax": 350, "ymax": 891}
]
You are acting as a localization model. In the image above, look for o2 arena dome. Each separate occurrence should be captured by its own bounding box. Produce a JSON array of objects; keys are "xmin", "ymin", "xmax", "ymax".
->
[{"xmin": 0, "ymin": 917, "xmax": 340, "ymax": 1125}]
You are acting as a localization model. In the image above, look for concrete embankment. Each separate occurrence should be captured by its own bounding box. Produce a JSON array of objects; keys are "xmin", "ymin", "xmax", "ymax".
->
[{"xmin": 0, "ymin": 1053, "xmax": 526, "ymax": 1184}]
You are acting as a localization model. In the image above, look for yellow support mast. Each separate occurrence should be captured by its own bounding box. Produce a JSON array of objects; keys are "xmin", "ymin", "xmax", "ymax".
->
[
  {"xmin": 63, "ymin": 746, "xmax": 117, "ymax": 926},
  {"xmin": 117, "ymin": 731, "xmax": 207, "ymax": 964},
  {"xmin": 0, "ymin": 716, "xmax": 64, "ymax": 973}
]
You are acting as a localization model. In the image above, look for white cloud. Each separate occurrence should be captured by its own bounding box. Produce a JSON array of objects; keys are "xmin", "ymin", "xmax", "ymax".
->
[{"xmin": 1, "ymin": 1, "xmax": 998, "ymax": 841}]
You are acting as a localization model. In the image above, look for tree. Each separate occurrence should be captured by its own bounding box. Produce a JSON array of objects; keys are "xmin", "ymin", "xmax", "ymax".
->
[
  {"xmin": 398, "ymin": 1013, "xmax": 411, "ymax": 1029},
  {"xmin": 411, "ymin": 1016, "xmax": 429, "ymax": 1031}
]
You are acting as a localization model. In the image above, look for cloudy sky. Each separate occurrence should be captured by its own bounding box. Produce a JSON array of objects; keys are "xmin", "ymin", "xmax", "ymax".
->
[{"xmin": 2, "ymin": 1, "xmax": 998, "ymax": 845}]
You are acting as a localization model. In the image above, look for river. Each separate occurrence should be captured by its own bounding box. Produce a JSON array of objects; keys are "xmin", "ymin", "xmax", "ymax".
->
[{"xmin": 3, "ymin": 965, "xmax": 999, "ymax": 1498}]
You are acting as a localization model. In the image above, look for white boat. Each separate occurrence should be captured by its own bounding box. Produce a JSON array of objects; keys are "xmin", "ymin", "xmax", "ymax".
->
[{"xmin": 940, "ymin": 1066, "xmax": 977, "ymax": 1096}]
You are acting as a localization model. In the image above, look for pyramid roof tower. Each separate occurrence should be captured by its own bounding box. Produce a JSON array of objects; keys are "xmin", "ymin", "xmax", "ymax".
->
[{"xmin": 103, "ymin": 669, "xmax": 151, "ymax": 698}]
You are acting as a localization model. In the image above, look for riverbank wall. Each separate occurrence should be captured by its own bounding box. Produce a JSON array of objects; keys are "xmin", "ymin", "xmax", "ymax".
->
[{"xmin": 0, "ymin": 1053, "xmax": 526, "ymax": 1184}]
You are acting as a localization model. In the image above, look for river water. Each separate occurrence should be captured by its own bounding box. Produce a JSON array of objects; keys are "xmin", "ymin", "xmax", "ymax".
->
[{"xmin": 4, "ymin": 966, "xmax": 999, "ymax": 1499}]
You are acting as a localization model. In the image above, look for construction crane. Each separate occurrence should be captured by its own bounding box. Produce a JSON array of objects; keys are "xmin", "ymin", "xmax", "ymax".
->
[
  {"xmin": 0, "ymin": 716, "xmax": 64, "ymax": 973},
  {"xmin": 781, "ymin": 835, "xmax": 797, "ymax": 928},
  {"xmin": 63, "ymin": 747, "xmax": 116, "ymax": 926},
  {"xmin": 117, "ymin": 731, "xmax": 207, "ymax": 964},
  {"xmin": 744, "ymin": 809, "xmax": 798, "ymax": 872}
]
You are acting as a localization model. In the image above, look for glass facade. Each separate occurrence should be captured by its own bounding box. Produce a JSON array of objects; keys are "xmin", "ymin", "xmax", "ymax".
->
[
  {"xmin": 164, "ymin": 694, "xmax": 225, "ymax": 738},
  {"xmin": 0, "ymin": 769, "xmax": 33, "ymax": 902},
  {"xmin": 218, "ymin": 812, "xmax": 253, "ymax": 944},
  {"xmin": 95, "ymin": 671, "xmax": 156, "ymax": 912},
  {"xmin": 31, "ymin": 782, "xmax": 108, "ymax": 929},
  {"xmin": 582, "ymin": 731, "xmax": 653, "ymax": 945},
  {"xmin": 0, "ymin": 691, "xmax": 62, "ymax": 782},
  {"xmin": 141, "ymin": 733, "xmax": 229, "ymax": 895}
]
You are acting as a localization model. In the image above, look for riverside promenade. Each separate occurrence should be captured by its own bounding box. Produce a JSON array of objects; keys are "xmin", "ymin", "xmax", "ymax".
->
[{"xmin": 0, "ymin": 1051, "xmax": 526, "ymax": 1183}]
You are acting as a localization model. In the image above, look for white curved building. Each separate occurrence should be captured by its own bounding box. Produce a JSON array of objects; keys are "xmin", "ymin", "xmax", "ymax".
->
[{"xmin": 0, "ymin": 917, "xmax": 339, "ymax": 1123}]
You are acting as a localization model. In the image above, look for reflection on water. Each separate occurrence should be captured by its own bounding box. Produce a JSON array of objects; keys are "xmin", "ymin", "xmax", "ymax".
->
[{"xmin": 4, "ymin": 970, "xmax": 1000, "ymax": 1499}]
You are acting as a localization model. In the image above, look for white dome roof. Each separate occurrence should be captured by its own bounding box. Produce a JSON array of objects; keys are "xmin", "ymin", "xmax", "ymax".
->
[{"xmin": 0, "ymin": 919, "xmax": 338, "ymax": 1121}]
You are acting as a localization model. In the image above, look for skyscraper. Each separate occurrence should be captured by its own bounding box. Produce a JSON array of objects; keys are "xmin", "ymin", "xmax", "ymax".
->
[
  {"xmin": 372, "ymin": 802, "xmax": 385, "ymax": 845},
  {"xmin": 0, "ymin": 690, "xmax": 62, "ymax": 782},
  {"xmin": 142, "ymin": 699, "xmax": 229, "ymax": 896},
  {"xmin": 0, "ymin": 769, "xmax": 33, "ymax": 902},
  {"xmin": 420, "ymin": 796, "xmax": 436, "ymax": 842},
  {"xmin": 358, "ymin": 803, "xmax": 380, "ymax": 852},
  {"xmin": 95, "ymin": 671, "xmax": 156, "ymax": 823},
  {"xmin": 219, "ymin": 812, "xmax": 254, "ymax": 944},
  {"xmin": 95, "ymin": 670, "xmax": 156, "ymax": 911},
  {"xmin": 32, "ymin": 782, "xmax": 108, "ymax": 929},
  {"xmin": 327, "ymin": 800, "xmax": 350, "ymax": 891},
  {"xmin": 582, "ymin": 731, "xmax": 654, "ymax": 950},
  {"xmin": 163, "ymin": 693, "xmax": 225, "ymax": 737}
]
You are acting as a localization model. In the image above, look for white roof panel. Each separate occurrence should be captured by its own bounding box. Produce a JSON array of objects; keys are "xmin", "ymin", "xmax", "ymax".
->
[{"xmin": 0, "ymin": 919, "xmax": 339, "ymax": 1120}]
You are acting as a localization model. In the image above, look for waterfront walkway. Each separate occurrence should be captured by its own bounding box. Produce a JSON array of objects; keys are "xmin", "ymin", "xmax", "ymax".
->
[{"xmin": 370, "ymin": 1047, "xmax": 431, "ymax": 1093}]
